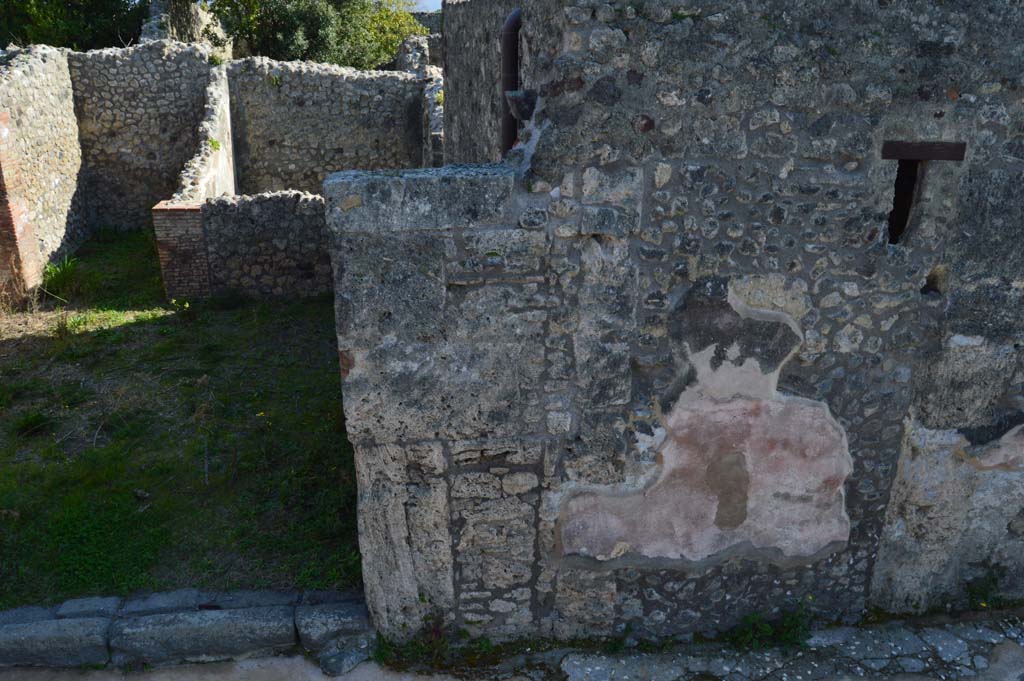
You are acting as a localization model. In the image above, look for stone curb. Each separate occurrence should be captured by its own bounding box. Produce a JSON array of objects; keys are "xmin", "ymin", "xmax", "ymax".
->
[{"xmin": 0, "ymin": 590, "xmax": 373, "ymax": 675}]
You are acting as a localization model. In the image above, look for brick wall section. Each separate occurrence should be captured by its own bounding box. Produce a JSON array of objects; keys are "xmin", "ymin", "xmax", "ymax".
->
[
  {"xmin": 0, "ymin": 111, "xmax": 40, "ymax": 296},
  {"xmin": 152, "ymin": 201, "xmax": 210, "ymax": 300}
]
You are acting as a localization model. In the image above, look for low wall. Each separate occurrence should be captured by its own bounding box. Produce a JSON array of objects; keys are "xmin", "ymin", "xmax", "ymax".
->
[
  {"xmin": 154, "ymin": 192, "xmax": 328, "ymax": 301},
  {"xmin": 0, "ymin": 46, "xmax": 85, "ymax": 296},
  {"xmin": 204, "ymin": 193, "xmax": 329, "ymax": 298},
  {"xmin": 228, "ymin": 58, "xmax": 425, "ymax": 195}
]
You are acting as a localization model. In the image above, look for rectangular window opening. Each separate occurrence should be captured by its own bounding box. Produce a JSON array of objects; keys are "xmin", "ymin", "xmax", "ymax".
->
[{"xmin": 888, "ymin": 159, "xmax": 921, "ymax": 245}]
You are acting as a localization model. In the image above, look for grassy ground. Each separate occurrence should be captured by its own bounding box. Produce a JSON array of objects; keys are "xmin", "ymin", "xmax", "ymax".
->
[{"xmin": 0, "ymin": 231, "xmax": 359, "ymax": 609}]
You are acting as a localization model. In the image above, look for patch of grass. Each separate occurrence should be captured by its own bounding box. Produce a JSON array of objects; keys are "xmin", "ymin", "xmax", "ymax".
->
[
  {"xmin": 7, "ymin": 411, "xmax": 55, "ymax": 438},
  {"xmin": 0, "ymin": 232, "xmax": 358, "ymax": 608},
  {"xmin": 723, "ymin": 603, "xmax": 811, "ymax": 651}
]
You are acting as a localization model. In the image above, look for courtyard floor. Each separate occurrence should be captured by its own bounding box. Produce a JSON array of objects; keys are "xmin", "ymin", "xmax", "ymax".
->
[{"xmin": 0, "ymin": 231, "xmax": 360, "ymax": 609}]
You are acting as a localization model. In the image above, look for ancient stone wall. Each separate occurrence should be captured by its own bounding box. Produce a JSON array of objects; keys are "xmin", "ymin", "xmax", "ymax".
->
[
  {"xmin": 228, "ymin": 58, "xmax": 424, "ymax": 195},
  {"xmin": 412, "ymin": 11, "xmax": 443, "ymax": 35},
  {"xmin": 142, "ymin": 0, "xmax": 231, "ymax": 61},
  {"xmin": 69, "ymin": 41, "xmax": 211, "ymax": 231},
  {"xmin": 442, "ymin": 0, "xmax": 562, "ymax": 164},
  {"xmin": 0, "ymin": 46, "xmax": 85, "ymax": 295},
  {"xmin": 202, "ymin": 192, "xmax": 330, "ymax": 298},
  {"xmin": 329, "ymin": 0, "xmax": 1024, "ymax": 644},
  {"xmin": 442, "ymin": 0, "xmax": 520, "ymax": 164},
  {"xmin": 170, "ymin": 65, "xmax": 236, "ymax": 203}
]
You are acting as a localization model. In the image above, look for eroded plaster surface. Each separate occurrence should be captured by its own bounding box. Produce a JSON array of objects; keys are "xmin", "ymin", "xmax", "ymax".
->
[{"xmin": 559, "ymin": 279, "xmax": 852, "ymax": 567}]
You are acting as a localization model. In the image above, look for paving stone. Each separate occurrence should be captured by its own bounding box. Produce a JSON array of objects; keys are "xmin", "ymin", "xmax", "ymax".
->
[
  {"xmin": 207, "ymin": 591, "xmax": 299, "ymax": 610},
  {"xmin": 0, "ymin": 607, "xmax": 53, "ymax": 627},
  {"xmin": 296, "ymin": 602, "xmax": 371, "ymax": 651},
  {"xmin": 56, "ymin": 597, "xmax": 122, "ymax": 619},
  {"xmin": 318, "ymin": 633, "xmax": 374, "ymax": 677},
  {"xmin": 920, "ymin": 627, "xmax": 971, "ymax": 663},
  {"xmin": 0, "ymin": 617, "xmax": 110, "ymax": 668},
  {"xmin": 898, "ymin": 656, "xmax": 928, "ymax": 673},
  {"xmin": 109, "ymin": 606, "xmax": 296, "ymax": 666},
  {"xmin": 121, "ymin": 589, "xmax": 211, "ymax": 616},
  {"xmin": 300, "ymin": 590, "xmax": 364, "ymax": 606}
]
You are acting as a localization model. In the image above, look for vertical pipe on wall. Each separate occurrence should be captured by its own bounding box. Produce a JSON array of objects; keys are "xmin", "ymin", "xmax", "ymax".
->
[{"xmin": 501, "ymin": 8, "xmax": 523, "ymax": 157}]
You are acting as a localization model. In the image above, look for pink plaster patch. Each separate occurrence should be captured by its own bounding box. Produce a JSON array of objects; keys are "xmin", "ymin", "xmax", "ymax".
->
[{"xmin": 558, "ymin": 288, "xmax": 853, "ymax": 566}]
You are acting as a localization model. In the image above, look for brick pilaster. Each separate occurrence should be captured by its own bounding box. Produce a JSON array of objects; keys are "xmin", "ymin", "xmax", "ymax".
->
[
  {"xmin": 0, "ymin": 111, "xmax": 42, "ymax": 297},
  {"xmin": 152, "ymin": 201, "xmax": 211, "ymax": 300}
]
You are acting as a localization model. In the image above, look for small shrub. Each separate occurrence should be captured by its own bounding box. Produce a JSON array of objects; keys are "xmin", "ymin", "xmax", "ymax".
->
[
  {"xmin": 725, "ymin": 603, "xmax": 810, "ymax": 651},
  {"xmin": 435, "ymin": 89, "xmax": 445, "ymax": 106},
  {"xmin": 209, "ymin": 138, "xmax": 222, "ymax": 152},
  {"xmin": 42, "ymin": 255, "xmax": 85, "ymax": 301},
  {"xmin": 208, "ymin": 53, "xmax": 225, "ymax": 66}
]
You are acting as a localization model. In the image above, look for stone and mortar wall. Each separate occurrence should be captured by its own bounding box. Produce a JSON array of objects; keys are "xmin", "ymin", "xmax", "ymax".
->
[
  {"xmin": 202, "ymin": 192, "xmax": 329, "ymax": 298},
  {"xmin": 0, "ymin": 46, "xmax": 85, "ymax": 295},
  {"xmin": 170, "ymin": 64, "xmax": 236, "ymax": 203},
  {"xmin": 442, "ymin": 0, "xmax": 521, "ymax": 164},
  {"xmin": 141, "ymin": 0, "xmax": 232, "ymax": 61},
  {"xmin": 228, "ymin": 58, "xmax": 425, "ymax": 195},
  {"xmin": 69, "ymin": 40, "xmax": 211, "ymax": 231},
  {"xmin": 330, "ymin": 0, "xmax": 1024, "ymax": 644}
]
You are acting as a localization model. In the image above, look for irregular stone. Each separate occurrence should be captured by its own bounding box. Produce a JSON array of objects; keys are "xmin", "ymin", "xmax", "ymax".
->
[
  {"xmin": 109, "ymin": 606, "xmax": 296, "ymax": 665},
  {"xmin": 56, "ymin": 597, "xmax": 121, "ymax": 619},
  {"xmin": 121, "ymin": 589, "xmax": 210, "ymax": 616},
  {"xmin": 318, "ymin": 633, "xmax": 374, "ymax": 677},
  {"xmin": 208, "ymin": 591, "xmax": 299, "ymax": 610},
  {"xmin": 0, "ymin": 617, "xmax": 110, "ymax": 668},
  {"xmin": 296, "ymin": 602, "xmax": 371, "ymax": 652},
  {"xmin": 920, "ymin": 627, "xmax": 970, "ymax": 663},
  {"xmin": 0, "ymin": 607, "xmax": 53, "ymax": 626}
]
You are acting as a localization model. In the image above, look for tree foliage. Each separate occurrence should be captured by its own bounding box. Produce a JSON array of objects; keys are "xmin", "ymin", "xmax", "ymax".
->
[
  {"xmin": 207, "ymin": 0, "xmax": 425, "ymax": 69},
  {"xmin": 0, "ymin": 0, "xmax": 150, "ymax": 51}
]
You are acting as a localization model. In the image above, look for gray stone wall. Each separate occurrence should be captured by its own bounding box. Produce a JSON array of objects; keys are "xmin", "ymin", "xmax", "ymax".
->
[
  {"xmin": 0, "ymin": 46, "xmax": 85, "ymax": 291},
  {"xmin": 330, "ymin": 0, "xmax": 1024, "ymax": 644},
  {"xmin": 171, "ymin": 65, "xmax": 236, "ymax": 203},
  {"xmin": 442, "ymin": 0, "xmax": 520, "ymax": 164},
  {"xmin": 203, "ymin": 192, "xmax": 330, "ymax": 298},
  {"xmin": 442, "ymin": 0, "xmax": 562, "ymax": 164},
  {"xmin": 412, "ymin": 11, "xmax": 443, "ymax": 35},
  {"xmin": 228, "ymin": 58, "xmax": 425, "ymax": 195},
  {"xmin": 69, "ymin": 41, "xmax": 211, "ymax": 231},
  {"xmin": 142, "ymin": 0, "xmax": 231, "ymax": 61}
]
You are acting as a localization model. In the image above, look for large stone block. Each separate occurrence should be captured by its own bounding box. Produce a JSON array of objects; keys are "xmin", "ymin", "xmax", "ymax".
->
[
  {"xmin": 109, "ymin": 607, "xmax": 296, "ymax": 665},
  {"xmin": 0, "ymin": 618, "xmax": 110, "ymax": 668}
]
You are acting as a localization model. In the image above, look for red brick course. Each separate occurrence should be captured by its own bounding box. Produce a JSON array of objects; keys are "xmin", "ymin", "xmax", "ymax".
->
[{"xmin": 152, "ymin": 201, "xmax": 211, "ymax": 300}]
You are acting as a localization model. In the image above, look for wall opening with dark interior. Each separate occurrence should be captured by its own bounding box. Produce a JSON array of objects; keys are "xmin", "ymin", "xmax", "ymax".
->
[
  {"xmin": 888, "ymin": 159, "xmax": 921, "ymax": 245},
  {"xmin": 881, "ymin": 140, "xmax": 967, "ymax": 246}
]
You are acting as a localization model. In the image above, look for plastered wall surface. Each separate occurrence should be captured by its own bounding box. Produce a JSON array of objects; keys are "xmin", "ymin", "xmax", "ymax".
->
[{"xmin": 329, "ymin": 0, "xmax": 1024, "ymax": 644}]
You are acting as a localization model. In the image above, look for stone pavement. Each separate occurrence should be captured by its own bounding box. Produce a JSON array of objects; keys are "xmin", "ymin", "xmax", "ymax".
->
[{"xmin": 2, "ymin": 611, "xmax": 1024, "ymax": 680}]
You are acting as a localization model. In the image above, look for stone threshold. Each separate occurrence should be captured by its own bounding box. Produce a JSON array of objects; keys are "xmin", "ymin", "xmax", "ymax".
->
[{"xmin": 0, "ymin": 590, "xmax": 372, "ymax": 676}]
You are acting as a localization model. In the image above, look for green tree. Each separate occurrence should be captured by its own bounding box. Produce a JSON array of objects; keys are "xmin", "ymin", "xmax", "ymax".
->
[
  {"xmin": 207, "ymin": 0, "xmax": 424, "ymax": 69},
  {"xmin": 0, "ymin": 0, "xmax": 150, "ymax": 51}
]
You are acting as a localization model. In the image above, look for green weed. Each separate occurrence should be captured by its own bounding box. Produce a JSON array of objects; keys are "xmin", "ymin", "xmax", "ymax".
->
[{"xmin": 42, "ymin": 255, "xmax": 86, "ymax": 301}]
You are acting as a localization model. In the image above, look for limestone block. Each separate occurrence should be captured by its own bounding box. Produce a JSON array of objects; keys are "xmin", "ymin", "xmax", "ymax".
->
[{"xmin": 871, "ymin": 421, "xmax": 1024, "ymax": 613}]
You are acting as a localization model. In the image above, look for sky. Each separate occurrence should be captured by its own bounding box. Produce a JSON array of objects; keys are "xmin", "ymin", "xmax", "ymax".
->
[{"xmin": 415, "ymin": 0, "xmax": 442, "ymax": 10}]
